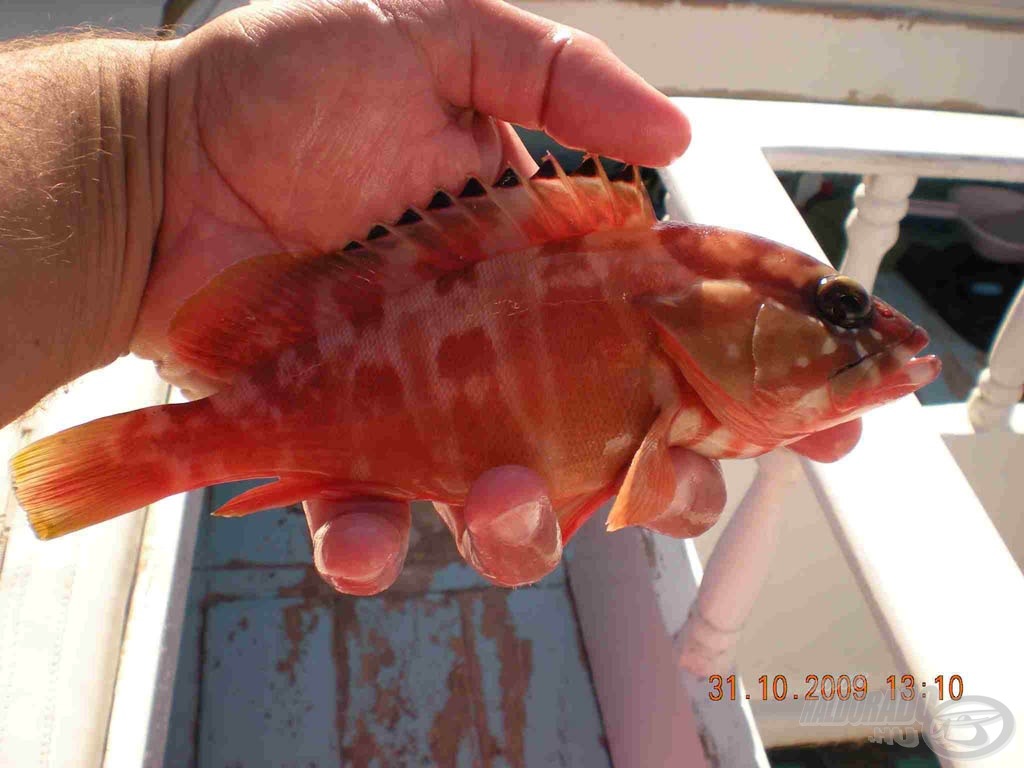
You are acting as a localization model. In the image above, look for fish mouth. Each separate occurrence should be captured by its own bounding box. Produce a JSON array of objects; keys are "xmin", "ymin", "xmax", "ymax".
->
[{"xmin": 829, "ymin": 325, "xmax": 941, "ymax": 409}]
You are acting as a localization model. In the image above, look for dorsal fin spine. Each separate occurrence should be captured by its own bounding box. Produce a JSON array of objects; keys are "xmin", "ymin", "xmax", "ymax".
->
[
  {"xmin": 591, "ymin": 156, "xmax": 624, "ymax": 228},
  {"xmin": 535, "ymin": 152, "xmax": 588, "ymax": 230}
]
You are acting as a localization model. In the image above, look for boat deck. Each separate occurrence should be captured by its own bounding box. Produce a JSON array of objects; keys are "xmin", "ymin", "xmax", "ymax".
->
[{"xmin": 161, "ymin": 488, "xmax": 611, "ymax": 768}]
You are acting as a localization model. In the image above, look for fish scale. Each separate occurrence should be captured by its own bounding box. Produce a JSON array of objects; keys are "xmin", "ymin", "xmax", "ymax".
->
[{"xmin": 9, "ymin": 155, "xmax": 940, "ymax": 542}]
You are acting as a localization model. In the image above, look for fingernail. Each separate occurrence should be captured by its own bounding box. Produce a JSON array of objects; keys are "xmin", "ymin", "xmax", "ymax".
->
[
  {"xmin": 471, "ymin": 499, "xmax": 548, "ymax": 546},
  {"xmin": 459, "ymin": 530, "xmax": 498, "ymax": 582},
  {"xmin": 313, "ymin": 513, "xmax": 401, "ymax": 585}
]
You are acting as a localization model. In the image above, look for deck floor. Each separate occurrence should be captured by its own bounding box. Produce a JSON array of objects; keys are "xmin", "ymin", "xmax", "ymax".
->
[{"xmin": 162, "ymin": 486, "xmax": 611, "ymax": 768}]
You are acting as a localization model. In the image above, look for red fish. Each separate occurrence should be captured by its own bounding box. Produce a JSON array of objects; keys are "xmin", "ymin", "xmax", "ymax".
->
[{"xmin": 10, "ymin": 155, "xmax": 940, "ymax": 541}]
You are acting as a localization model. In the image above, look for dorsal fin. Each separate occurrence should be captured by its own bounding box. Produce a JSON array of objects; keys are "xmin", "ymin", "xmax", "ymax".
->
[{"xmin": 169, "ymin": 154, "xmax": 654, "ymax": 383}]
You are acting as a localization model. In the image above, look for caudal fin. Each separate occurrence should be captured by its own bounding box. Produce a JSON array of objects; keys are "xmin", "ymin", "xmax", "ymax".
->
[{"xmin": 10, "ymin": 404, "xmax": 207, "ymax": 539}]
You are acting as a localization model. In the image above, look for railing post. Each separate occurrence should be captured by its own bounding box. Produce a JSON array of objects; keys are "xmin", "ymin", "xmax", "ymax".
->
[
  {"xmin": 840, "ymin": 174, "xmax": 917, "ymax": 292},
  {"xmin": 968, "ymin": 281, "xmax": 1024, "ymax": 431},
  {"xmin": 676, "ymin": 450, "xmax": 803, "ymax": 676}
]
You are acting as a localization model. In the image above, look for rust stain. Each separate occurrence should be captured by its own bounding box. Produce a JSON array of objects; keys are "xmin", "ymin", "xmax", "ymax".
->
[
  {"xmin": 331, "ymin": 598, "xmax": 357, "ymax": 765},
  {"xmin": 360, "ymin": 628, "xmax": 397, "ymax": 684},
  {"xmin": 481, "ymin": 592, "xmax": 531, "ymax": 768},
  {"xmin": 331, "ymin": 594, "xmax": 420, "ymax": 766},
  {"xmin": 640, "ymin": 529, "xmax": 659, "ymax": 571},
  {"xmin": 457, "ymin": 595, "xmax": 500, "ymax": 765},
  {"xmin": 371, "ymin": 684, "xmax": 401, "ymax": 729},
  {"xmin": 346, "ymin": 718, "xmax": 381, "ymax": 768},
  {"xmin": 428, "ymin": 628, "xmax": 477, "ymax": 766},
  {"xmin": 273, "ymin": 565, "xmax": 338, "ymax": 685},
  {"xmin": 277, "ymin": 602, "xmax": 321, "ymax": 684}
]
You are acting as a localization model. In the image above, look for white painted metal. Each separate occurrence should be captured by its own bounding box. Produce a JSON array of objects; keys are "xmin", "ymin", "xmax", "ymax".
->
[
  {"xmin": 924, "ymin": 402, "xmax": 1024, "ymax": 573},
  {"xmin": 677, "ymin": 450, "xmax": 803, "ymax": 677},
  {"xmin": 804, "ymin": 400, "xmax": 1024, "ymax": 768},
  {"xmin": 659, "ymin": 98, "xmax": 1024, "ymax": 763},
  {"xmin": 0, "ymin": 357, "xmax": 172, "ymax": 768},
  {"xmin": 840, "ymin": 174, "xmax": 918, "ymax": 292},
  {"xmin": 565, "ymin": 517, "xmax": 769, "ymax": 768},
  {"xmin": 103, "ymin": 390, "xmax": 204, "ymax": 768},
  {"xmin": 669, "ymin": 98, "xmax": 1024, "ymax": 183},
  {"xmin": 515, "ymin": 1, "xmax": 1024, "ymax": 116},
  {"xmin": 968, "ymin": 283, "xmax": 1024, "ymax": 431},
  {"xmin": 807, "ymin": 0, "xmax": 1024, "ymax": 22}
]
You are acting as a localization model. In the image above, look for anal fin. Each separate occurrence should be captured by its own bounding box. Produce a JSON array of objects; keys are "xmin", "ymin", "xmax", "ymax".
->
[
  {"xmin": 213, "ymin": 476, "xmax": 344, "ymax": 517},
  {"xmin": 556, "ymin": 486, "xmax": 617, "ymax": 542}
]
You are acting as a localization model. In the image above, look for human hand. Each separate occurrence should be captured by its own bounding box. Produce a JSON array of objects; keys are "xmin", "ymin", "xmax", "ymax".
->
[
  {"xmin": 128, "ymin": 0, "xmax": 860, "ymax": 595},
  {"xmin": 128, "ymin": 0, "xmax": 699, "ymax": 594}
]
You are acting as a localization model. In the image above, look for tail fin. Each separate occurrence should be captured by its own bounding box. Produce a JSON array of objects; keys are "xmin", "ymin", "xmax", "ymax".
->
[{"xmin": 10, "ymin": 404, "xmax": 209, "ymax": 539}]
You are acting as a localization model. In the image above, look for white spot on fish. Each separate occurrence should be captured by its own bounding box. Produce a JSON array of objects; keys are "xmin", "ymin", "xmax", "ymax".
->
[
  {"xmin": 729, "ymin": 443, "xmax": 763, "ymax": 459},
  {"xmin": 863, "ymin": 363, "xmax": 883, "ymax": 385},
  {"xmin": 692, "ymin": 427, "xmax": 734, "ymax": 456},
  {"xmin": 603, "ymin": 433, "xmax": 634, "ymax": 458},
  {"xmin": 855, "ymin": 341, "xmax": 868, "ymax": 357},
  {"xmin": 891, "ymin": 343, "xmax": 914, "ymax": 365},
  {"xmin": 796, "ymin": 356, "xmax": 810, "ymax": 368},
  {"xmin": 821, "ymin": 338, "xmax": 838, "ymax": 355},
  {"xmin": 869, "ymin": 329, "xmax": 883, "ymax": 341},
  {"xmin": 794, "ymin": 385, "xmax": 830, "ymax": 416},
  {"xmin": 668, "ymin": 408, "xmax": 703, "ymax": 444},
  {"xmin": 726, "ymin": 343, "xmax": 741, "ymax": 360}
]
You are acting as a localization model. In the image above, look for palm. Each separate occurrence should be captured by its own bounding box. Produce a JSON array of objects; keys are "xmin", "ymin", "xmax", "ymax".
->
[{"xmin": 132, "ymin": 1, "xmax": 546, "ymax": 390}]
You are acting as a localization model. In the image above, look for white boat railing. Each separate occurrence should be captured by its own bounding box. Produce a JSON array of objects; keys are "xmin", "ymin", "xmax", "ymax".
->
[
  {"xmin": 568, "ymin": 97, "xmax": 1024, "ymax": 768},
  {"xmin": 0, "ymin": 359, "xmax": 194, "ymax": 768}
]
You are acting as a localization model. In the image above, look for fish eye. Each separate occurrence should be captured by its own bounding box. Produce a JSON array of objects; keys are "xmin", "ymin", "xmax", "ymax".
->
[{"xmin": 815, "ymin": 275, "xmax": 873, "ymax": 329}]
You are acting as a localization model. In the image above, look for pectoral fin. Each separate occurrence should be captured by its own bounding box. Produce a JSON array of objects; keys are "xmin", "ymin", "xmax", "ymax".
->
[{"xmin": 605, "ymin": 408, "xmax": 678, "ymax": 532}]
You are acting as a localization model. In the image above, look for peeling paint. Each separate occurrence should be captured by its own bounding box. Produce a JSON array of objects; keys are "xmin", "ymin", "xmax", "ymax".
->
[
  {"xmin": 169, "ymin": 487, "xmax": 608, "ymax": 766},
  {"xmin": 481, "ymin": 592, "xmax": 531, "ymax": 768},
  {"xmin": 640, "ymin": 529, "xmax": 659, "ymax": 572},
  {"xmin": 429, "ymin": 628, "xmax": 482, "ymax": 766}
]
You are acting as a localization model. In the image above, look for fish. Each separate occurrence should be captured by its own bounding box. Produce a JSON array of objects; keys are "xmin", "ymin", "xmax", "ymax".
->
[{"xmin": 10, "ymin": 154, "xmax": 940, "ymax": 542}]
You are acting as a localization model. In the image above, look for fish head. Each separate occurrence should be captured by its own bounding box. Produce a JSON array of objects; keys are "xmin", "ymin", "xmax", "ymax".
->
[{"xmin": 649, "ymin": 224, "xmax": 942, "ymax": 446}]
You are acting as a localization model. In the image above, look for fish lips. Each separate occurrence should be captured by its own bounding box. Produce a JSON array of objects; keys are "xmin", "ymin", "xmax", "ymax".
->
[{"xmin": 828, "ymin": 326, "xmax": 941, "ymax": 411}]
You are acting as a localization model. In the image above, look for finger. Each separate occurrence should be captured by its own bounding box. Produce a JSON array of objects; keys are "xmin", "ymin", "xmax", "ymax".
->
[
  {"xmin": 494, "ymin": 119, "xmax": 540, "ymax": 178},
  {"xmin": 458, "ymin": 466, "xmax": 562, "ymax": 587},
  {"xmin": 468, "ymin": 113, "xmax": 540, "ymax": 184},
  {"xmin": 789, "ymin": 419, "xmax": 863, "ymax": 463},
  {"xmin": 304, "ymin": 498, "xmax": 411, "ymax": 596},
  {"xmin": 448, "ymin": 0, "xmax": 690, "ymax": 166},
  {"xmin": 633, "ymin": 449, "xmax": 727, "ymax": 538}
]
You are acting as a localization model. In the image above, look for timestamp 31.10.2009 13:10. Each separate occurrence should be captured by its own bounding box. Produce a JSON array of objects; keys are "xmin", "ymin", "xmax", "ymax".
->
[{"xmin": 708, "ymin": 674, "xmax": 965, "ymax": 702}]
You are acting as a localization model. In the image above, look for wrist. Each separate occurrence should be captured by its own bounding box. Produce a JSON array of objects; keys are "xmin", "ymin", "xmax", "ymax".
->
[
  {"xmin": 86, "ymin": 37, "xmax": 170, "ymax": 371},
  {"xmin": 0, "ymin": 35, "xmax": 169, "ymax": 426}
]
